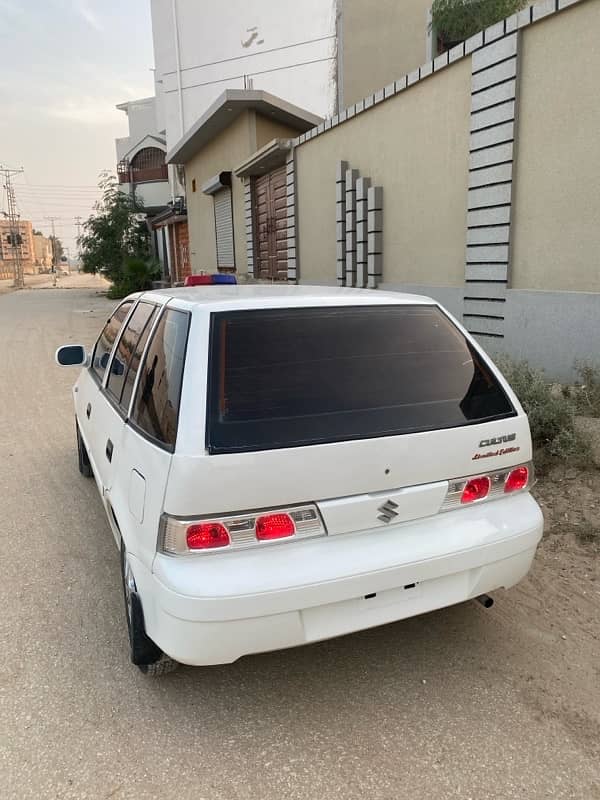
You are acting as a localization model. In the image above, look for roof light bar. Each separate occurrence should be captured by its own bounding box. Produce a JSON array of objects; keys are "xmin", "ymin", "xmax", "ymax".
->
[{"xmin": 184, "ymin": 274, "xmax": 237, "ymax": 286}]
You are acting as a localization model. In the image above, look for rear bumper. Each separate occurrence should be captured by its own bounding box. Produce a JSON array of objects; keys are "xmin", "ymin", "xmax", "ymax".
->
[{"xmin": 132, "ymin": 493, "xmax": 543, "ymax": 666}]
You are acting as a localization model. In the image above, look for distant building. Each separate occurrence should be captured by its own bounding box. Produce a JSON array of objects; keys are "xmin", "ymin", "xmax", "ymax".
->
[
  {"xmin": 116, "ymin": 96, "xmax": 175, "ymax": 214},
  {"xmin": 0, "ymin": 219, "xmax": 35, "ymax": 279},
  {"xmin": 115, "ymin": 95, "xmax": 188, "ymax": 282},
  {"xmin": 32, "ymin": 232, "xmax": 53, "ymax": 269}
]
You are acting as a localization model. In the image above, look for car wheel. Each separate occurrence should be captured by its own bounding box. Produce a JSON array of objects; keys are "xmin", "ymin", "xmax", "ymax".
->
[
  {"xmin": 120, "ymin": 542, "xmax": 178, "ymax": 676},
  {"xmin": 76, "ymin": 422, "xmax": 93, "ymax": 478}
]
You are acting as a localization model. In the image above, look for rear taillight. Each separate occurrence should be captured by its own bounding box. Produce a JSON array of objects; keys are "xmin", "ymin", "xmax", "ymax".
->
[
  {"xmin": 186, "ymin": 522, "xmax": 230, "ymax": 550},
  {"xmin": 441, "ymin": 461, "xmax": 534, "ymax": 512},
  {"xmin": 461, "ymin": 476, "xmax": 491, "ymax": 504},
  {"xmin": 505, "ymin": 466, "xmax": 529, "ymax": 493},
  {"xmin": 159, "ymin": 504, "xmax": 326, "ymax": 556},
  {"xmin": 256, "ymin": 513, "xmax": 295, "ymax": 540}
]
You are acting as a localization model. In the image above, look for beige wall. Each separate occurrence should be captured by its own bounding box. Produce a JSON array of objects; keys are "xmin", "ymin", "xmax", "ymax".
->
[
  {"xmin": 296, "ymin": 57, "xmax": 471, "ymax": 287},
  {"xmin": 255, "ymin": 115, "xmax": 301, "ymax": 149},
  {"xmin": 341, "ymin": 0, "xmax": 431, "ymax": 107},
  {"xmin": 511, "ymin": 0, "xmax": 600, "ymax": 292},
  {"xmin": 185, "ymin": 111, "xmax": 307, "ymax": 275},
  {"xmin": 33, "ymin": 233, "xmax": 52, "ymax": 267}
]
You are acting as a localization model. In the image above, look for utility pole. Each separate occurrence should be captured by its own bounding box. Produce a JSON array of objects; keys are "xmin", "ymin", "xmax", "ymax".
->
[
  {"xmin": 46, "ymin": 216, "xmax": 59, "ymax": 286},
  {"xmin": 1, "ymin": 165, "xmax": 25, "ymax": 289}
]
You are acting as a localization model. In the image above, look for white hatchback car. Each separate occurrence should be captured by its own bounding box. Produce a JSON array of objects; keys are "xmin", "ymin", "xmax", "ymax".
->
[{"xmin": 57, "ymin": 284, "xmax": 543, "ymax": 675}]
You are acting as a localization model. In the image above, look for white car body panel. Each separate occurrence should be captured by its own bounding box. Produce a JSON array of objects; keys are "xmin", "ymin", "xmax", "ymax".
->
[{"xmin": 66, "ymin": 285, "xmax": 543, "ymax": 667}]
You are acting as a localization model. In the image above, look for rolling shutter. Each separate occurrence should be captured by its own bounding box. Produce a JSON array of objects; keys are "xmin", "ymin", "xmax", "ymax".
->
[{"xmin": 214, "ymin": 188, "xmax": 235, "ymax": 269}]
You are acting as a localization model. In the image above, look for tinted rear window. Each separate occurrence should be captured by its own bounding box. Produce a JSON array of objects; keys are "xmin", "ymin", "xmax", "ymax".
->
[{"xmin": 206, "ymin": 305, "xmax": 515, "ymax": 454}]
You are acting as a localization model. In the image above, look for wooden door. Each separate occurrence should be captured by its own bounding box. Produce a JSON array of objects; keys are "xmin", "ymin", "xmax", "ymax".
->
[{"xmin": 253, "ymin": 166, "xmax": 288, "ymax": 281}]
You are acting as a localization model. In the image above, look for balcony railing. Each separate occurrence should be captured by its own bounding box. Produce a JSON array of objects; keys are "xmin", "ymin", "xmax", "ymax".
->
[{"xmin": 117, "ymin": 159, "xmax": 168, "ymax": 184}]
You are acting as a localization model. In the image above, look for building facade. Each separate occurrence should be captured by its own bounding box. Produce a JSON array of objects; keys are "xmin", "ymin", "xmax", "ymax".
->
[
  {"xmin": 115, "ymin": 95, "xmax": 188, "ymax": 281},
  {"xmin": 150, "ymin": 1, "xmax": 540, "ymax": 151},
  {"xmin": 289, "ymin": 0, "xmax": 600, "ymax": 380},
  {"xmin": 166, "ymin": 90, "xmax": 320, "ymax": 279},
  {"xmin": 32, "ymin": 232, "xmax": 53, "ymax": 269},
  {"xmin": 150, "ymin": 0, "xmax": 337, "ymax": 152},
  {"xmin": 0, "ymin": 219, "xmax": 35, "ymax": 279},
  {"xmin": 157, "ymin": 0, "xmax": 599, "ymax": 379},
  {"xmin": 116, "ymin": 96, "xmax": 174, "ymax": 213}
]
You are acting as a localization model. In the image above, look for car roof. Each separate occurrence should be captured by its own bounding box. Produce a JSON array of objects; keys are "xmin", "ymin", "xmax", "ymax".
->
[{"xmin": 140, "ymin": 284, "xmax": 437, "ymax": 313}]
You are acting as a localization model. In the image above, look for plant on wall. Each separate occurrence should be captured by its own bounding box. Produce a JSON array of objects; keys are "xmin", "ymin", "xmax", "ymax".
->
[{"xmin": 431, "ymin": 0, "xmax": 527, "ymax": 47}]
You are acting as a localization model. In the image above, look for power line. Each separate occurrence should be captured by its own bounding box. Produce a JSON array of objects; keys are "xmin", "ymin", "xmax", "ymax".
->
[
  {"xmin": 162, "ymin": 33, "xmax": 336, "ymax": 77},
  {"xmin": 164, "ymin": 54, "xmax": 336, "ymax": 94},
  {"xmin": 14, "ymin": 182, "xmax": 99, "ymax": 189}
]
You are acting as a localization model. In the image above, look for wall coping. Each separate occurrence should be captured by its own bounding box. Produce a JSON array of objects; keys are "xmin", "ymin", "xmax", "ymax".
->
[{"xmin": 293, "ymin": 0, "xmax": 586, "ymax": 148}]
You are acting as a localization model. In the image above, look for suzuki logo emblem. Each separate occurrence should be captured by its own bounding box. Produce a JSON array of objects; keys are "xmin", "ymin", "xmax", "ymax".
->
[{"xmin": 377, "ymin": 499, "xmax": 399, "ymax": 524}]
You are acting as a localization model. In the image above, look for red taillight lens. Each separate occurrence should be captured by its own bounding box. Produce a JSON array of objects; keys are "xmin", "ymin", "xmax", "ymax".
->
[
  {"xmin": 505, "ymin": 466, "xmax": 529, "ymax": 493},
  {"xmin": 461, "ymin": 476, "xmax": 491, "ymax": 504},
  {"xmin": 255, "ymin": 513, "xmax": 295, "ymax": 541},
  {"xmin": 186, "ymin": 522, "xmax": 230, "ymax": 550}
]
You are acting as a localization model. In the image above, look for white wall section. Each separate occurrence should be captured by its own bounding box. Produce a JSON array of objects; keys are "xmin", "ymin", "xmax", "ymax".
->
[{"xmin": 151, "ymin": 0, "xmax": 337, "ymax": 151}]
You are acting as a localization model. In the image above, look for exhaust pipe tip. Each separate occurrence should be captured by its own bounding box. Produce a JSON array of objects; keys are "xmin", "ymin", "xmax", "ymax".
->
[{"xmin": 476, "ymin": 594, "xmax": 494, "ymax": 609}]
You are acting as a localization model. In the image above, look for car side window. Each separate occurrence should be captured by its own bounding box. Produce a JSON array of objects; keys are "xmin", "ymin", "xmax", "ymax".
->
[
  {"xmin": 106, "ymin": 302, "xmax": 156, "ymax": 409},
  {"xmin": 91, "ymin": 301, "xmax": 134, "ymax": 382},
  {"xmin": 130, "ymin": 309, "xmax": 190, "ymax": 448},
  {"xmin": 119, "ymin": 306, "xmax": 158, "ymax": 412}
]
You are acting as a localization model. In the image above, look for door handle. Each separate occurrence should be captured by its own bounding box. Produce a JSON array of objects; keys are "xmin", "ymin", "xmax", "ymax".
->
[
  {"xmin": 105, "ymin": 439, "xmax": 113, "ymax": 463},
  {"xmin": 86, "ymin": 403, "xmax": 92, "ymax": 419}
]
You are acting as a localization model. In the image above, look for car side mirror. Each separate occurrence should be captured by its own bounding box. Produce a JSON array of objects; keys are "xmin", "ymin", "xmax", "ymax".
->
[{"xmin": 55, "ymin": 344, "xmax": 87, "ymax": 367}]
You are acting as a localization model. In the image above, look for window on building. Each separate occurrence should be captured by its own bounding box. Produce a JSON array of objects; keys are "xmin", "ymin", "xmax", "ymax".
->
[
  {"xmin": 213, "ymin": 187, "xmax": 235, "ymax": 271},
  {"xmin": 106, "ymin": 302, "xmax": 157, "ymax": 409},
  {"xmin": 91, "ymin": 301, "xmax": 134, "ymax": 382},
  {"xmin": 130, "ymin": 309, "xmax": 190, "ymax": 449},
  {"xmin": 130, "ymin": 147, "xmax": 168, "ymax": 182}
]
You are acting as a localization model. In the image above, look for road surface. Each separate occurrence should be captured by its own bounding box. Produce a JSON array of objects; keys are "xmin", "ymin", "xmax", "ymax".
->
[{"xmin": 1, "ymin": 285, "xmax": 598, "ymax": 800}]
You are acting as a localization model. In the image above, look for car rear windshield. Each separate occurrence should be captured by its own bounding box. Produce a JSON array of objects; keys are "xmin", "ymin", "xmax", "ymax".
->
[{"xmin": 206, "ymin": 305, "xmax": 516, "ymax": 454}]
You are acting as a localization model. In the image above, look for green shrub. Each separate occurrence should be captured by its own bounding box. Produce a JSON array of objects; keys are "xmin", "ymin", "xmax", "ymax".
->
[
  {"xmin": 431, "ymin": 0, "xmax": 526, "ymax": 44},
  {"xmin": 496, "ymin": 357, "xmax": 590, "ymax": 470},
  {"xmin": 106, "ymin": 256, "xmax": 161, "ymax": 299},
  {"xmin": 572, "ymin": 362, "xmax": 600, "ymax": 418}
]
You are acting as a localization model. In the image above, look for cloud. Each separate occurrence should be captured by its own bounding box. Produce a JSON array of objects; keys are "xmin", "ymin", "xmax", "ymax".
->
[
  {"xmin": 73, "ymin": 0, "xmax": 103, "ymax": 32},
  {"xmin": 48, "ymin": 97, "xmax": 122, "ymax": 125},
  {"xmin": 0, "ymin": 0, "xmax": 23, "ymax": 16}
]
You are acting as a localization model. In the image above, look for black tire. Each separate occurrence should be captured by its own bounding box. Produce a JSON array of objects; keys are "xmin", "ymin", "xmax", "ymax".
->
[
  {"xmin": 120, "ymin": 542, "xmax": 178, "ymax": 676},
  {"xmin": 76, "ymin": 422, "xmax": 93, "ymax": 478}
]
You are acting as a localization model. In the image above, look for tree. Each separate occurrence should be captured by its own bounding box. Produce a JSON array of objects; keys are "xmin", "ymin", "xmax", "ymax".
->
[
  {"xmin": 49, "ymin": 235, "xmax": 64, "ymax": 263},
  {"xmin": 431, "ymin": 0, "xmax": 526, "ymax": 46},
  {"xmin": 78, "ymin": 172, "xmax": 159, "ymax": 297}
]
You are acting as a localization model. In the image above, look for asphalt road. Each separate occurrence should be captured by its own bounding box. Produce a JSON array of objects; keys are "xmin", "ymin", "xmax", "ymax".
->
[{"xmin": 1, "ymin": 284, "xmax": 599, "ymax": 800}]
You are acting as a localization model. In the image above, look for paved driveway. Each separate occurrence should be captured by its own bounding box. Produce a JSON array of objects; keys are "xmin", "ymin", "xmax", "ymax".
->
[{"xmin": 1, "ymin": 287, "xmax": 598, "ymax": 800}]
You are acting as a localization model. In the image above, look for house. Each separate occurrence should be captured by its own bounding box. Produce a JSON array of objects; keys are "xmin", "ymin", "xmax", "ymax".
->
[
  {"xmin": 116, "ymin": 96, "xmax": 173, "ymax": 214},
  {"xmin": 150, "ymin": 0, "xmax": 337, "ymax": 153},
  {"xmin": 115, "ymin": 95, "xmax": 187, "ymax": 281},
  {"xmin": 0, "ymin": 219, "xmax": 35, "ymax": 279},
  {"xmin": 150, "ymin": 0, "xmax": 540, "ymax": 150},
  {"xmin": 32, "ymin": 232, "xmax": 53, "ymax": 269},
  {"xmin": 161, "ymin": 0, "xmax": 599, "ymax": 380},
  {"xmin": 165, "ymin": 90, "xmax": 320, "ymax": 280}
]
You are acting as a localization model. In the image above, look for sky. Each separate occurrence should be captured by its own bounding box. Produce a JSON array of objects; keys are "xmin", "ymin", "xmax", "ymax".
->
[{"xmin": 0, "ymin": 0, "xmax": 155, "ymax": 257}]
